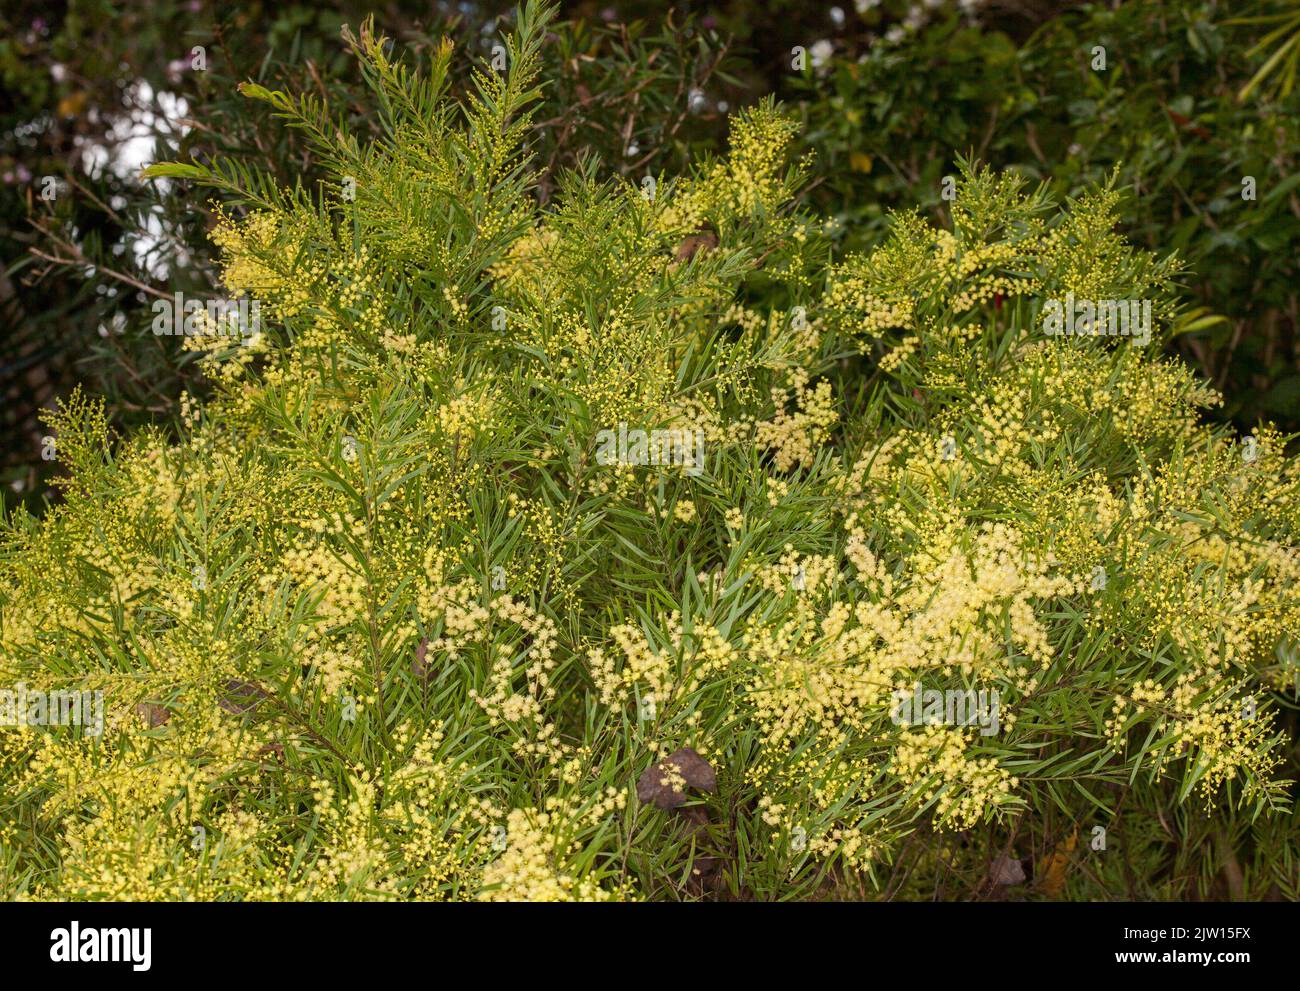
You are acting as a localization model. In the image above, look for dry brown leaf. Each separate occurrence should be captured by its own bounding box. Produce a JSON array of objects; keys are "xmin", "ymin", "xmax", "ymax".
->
[
  {"xmin": 635, "ymin": 747, "xmax": 717, "ymax": 809},
  {"xmin": 665, "ymin": 747, "xmax": 716, "ymax": 792},
  {"xmin": 636, "ymin": 765, "xmax": 687, "ymax": 809},
  {"xmin": 1038, "ymin": 826, "xmax": 1078, "ymax": 898},
  {"xmin": 134, "ymin": 703, "xmax": 170, "ymax": 728},
  {"xmin": 675, "ymin": 228, "xmax": 718, "ymax": 263},
  {"xmin": 642, "ymin": 772, "xmax": 725, "ymax": 896},
  {"xmin": 413, "ymin": 636, "xmax": 430, "ymax": 679},
  {"xmin": 991, "ymin": 853, "xmax": 1026, "ymax": 886},
  {"xmin": 219, "ymin": 679, "xmax": 269, "ymax": 714}
]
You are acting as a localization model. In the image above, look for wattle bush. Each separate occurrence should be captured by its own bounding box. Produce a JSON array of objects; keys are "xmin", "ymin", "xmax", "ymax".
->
[{"xmin": 2, "ymin": 2, "xmax": 1296, "ymax": 900}]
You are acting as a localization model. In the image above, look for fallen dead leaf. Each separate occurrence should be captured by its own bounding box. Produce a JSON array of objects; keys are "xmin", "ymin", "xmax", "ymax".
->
[
  {"xmin": 991, "ymin": 853, "xmax": 1026, "ymax": 886},
  {"xmin": 633, "ymin": 754, "xmax": 726, "ymax": 896},
  {"xmin": 1038, "ymin": 826, "xmax": 1078, "ymax": 898},
  {"xmin": 665, "ymin": 747, "xmax": 716, "ymax": 792},
  {"xmin": 219, "ymin": 679, "xmax": 269, "ymax": 714},
  {"xmin": 635, "ymin": 747, "xmax": 717, "ymax": 809},
  {"xmin": 134, "ymin": 703, "xmax": 170, "ymax": 728},
  {"xmin": 675, "ymin": 228, "xmax": 718, "ymax": 264}
]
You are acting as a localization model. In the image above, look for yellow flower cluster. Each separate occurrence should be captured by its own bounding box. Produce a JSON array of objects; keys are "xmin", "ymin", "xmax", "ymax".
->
[
  {"xmin": 753, "ymin": 369, "xmax": 839, "ymax": 472},
  {"xmin": 892, "ymin": 725, "xmax": 1019, "ymax": 829},
  {"xmin": 658, "ymin": 103, "xmax": 802, "ymax": 228},
  {"xmin": 478, "ymin": 804, "xmax": 622, "ymax": 902}
]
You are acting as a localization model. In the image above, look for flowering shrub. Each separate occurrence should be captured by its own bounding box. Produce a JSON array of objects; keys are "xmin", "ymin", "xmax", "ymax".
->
[
  {"xmin": 799, "ymin": 0, "xmax": 1300, "ymax": 434},
  {"xmin": 2, "ymin": 2, "xmax": 1297, "ymax": 901}
]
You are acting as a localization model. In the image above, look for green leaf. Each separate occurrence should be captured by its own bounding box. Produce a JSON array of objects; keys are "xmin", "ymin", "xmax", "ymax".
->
[{"xmin": 139, "ymin": 162, "xmax": 210, "ymax": 181}]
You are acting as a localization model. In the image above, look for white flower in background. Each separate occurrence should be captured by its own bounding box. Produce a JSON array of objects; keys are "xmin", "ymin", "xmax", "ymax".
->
[
  {"xmin": 855, "ymin": 0, "xmax": 881, "ymax": 12},
  {"xmin": 811, "ymin": 39, "xmax": 834, "ymax": 69}
]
